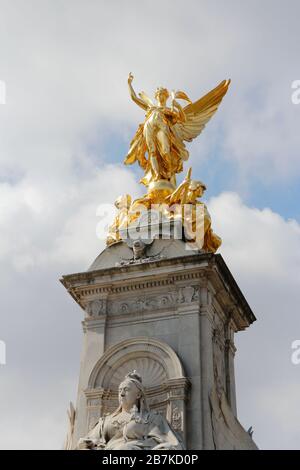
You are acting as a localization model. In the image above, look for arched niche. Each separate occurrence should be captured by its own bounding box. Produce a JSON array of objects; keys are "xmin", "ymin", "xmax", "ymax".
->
[{"xmin": 85, "ymin": 337, "xmax": 190, "ymax": 442}]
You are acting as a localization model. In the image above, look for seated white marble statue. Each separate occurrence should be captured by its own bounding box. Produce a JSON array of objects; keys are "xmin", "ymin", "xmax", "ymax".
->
[{"xmin": 77, "ymin": 371, "xmax": 184, "ymax": 450}]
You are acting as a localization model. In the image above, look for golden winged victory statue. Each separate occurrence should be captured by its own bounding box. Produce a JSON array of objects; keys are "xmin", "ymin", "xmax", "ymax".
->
[{"xmin": 106, "ymin": 74, "xmax": 230, "ymax": 251}]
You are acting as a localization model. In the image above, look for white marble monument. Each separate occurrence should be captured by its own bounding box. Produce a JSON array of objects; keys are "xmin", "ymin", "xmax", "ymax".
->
[
  {"xmin": 61, "ymin": 236, "xmax": 257, "ymax": 450},
  {"xmin": 61, "ymin": 74, "xmax": 257, "ymax": 450}
]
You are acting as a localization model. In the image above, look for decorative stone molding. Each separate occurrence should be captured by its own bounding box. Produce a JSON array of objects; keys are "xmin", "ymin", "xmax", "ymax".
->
[
  {"xmin": 106, "ymin": 286, "xmax": 200, "ymax": 316},
  {"xmin": 75, "ymin": 272, "xmax": 205, "ymax": 301},
  {"xmin": 82, "ymin": 317, "xmax": 106, "ymax": 332},
  {"xmin": 171, "ymin": 407, "xmax": 182, "ymax": 431},
  {"xmin": 88, "ymin": 338, "xmax": 185, "ymax": 387},
  {"xmin": 86, "ymin": 298, "xmax": 107, "ymax": 317},
  {"xmin": 61, "ymin": 254, "xmax": 256, "ymax": 333},
  {"xmin": 61, "ymin": 253, "xmax": 255, "ymax": 326}
]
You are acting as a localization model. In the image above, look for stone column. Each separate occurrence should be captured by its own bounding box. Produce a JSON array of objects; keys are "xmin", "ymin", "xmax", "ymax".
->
[
  {"xmin": 72, "ymin": 300, "xmax": 107, "ymax": 446},
  {"xmin": 199, "ymin": 283, "xmax": 215, "ymax": 449}
]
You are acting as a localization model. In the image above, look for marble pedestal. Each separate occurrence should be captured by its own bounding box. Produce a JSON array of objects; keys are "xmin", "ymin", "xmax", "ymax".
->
[{"xmin": 61, "ymin": 238, "xmax": 257, "ymax": 450}]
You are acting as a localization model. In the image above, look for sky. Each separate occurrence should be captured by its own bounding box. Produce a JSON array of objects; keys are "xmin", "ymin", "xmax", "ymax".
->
[{"xmin": 0, "ymin": 0, "xmax": 299, "ymax": 449}]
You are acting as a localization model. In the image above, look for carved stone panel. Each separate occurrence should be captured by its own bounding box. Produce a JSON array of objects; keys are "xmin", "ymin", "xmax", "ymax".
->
[
  {"xmin": 107, "ymin": 285, "xmax": 200, "ymax": 317},
  {"xmin": 86, "ymin": 298, "xmax": 107, "ymax": 317}
]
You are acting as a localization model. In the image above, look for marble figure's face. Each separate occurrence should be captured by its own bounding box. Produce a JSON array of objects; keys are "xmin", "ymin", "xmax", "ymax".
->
[{"xmin": 118, "ymin": 379, "xmax": 141, "ymax": 411}]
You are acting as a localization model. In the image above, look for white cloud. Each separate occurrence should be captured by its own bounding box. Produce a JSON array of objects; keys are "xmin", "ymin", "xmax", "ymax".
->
[
  {"xmin": 0, "ymin": 164, "xmax": 141, "ymax": 272},
  {"xmin": 209, "ymin": 192, "xmax": 300, "ymax": 283},
  {"xmin": 209, "ymin": 192, "xmax": 300, "ymax": 449}
]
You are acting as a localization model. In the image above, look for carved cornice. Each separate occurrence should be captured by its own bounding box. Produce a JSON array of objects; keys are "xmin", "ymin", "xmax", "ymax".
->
[
  {"xmin": 60, "ymin": 253, "xmax": 256, "ymax": 331},
  {"xmin": 67, "ymin": 271, "xmax": 206, "ymax": 305}
]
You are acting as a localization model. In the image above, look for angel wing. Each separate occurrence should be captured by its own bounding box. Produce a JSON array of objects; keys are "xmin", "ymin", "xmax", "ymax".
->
[{"xmin": 173, "ymin": 79, "xmax": 231, "ymax": 143}]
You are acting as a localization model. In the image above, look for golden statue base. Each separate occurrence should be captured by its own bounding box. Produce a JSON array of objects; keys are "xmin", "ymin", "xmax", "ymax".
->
[{"xmin": 147, "ymin": 179, "xmax": 176, "ymax": 204}]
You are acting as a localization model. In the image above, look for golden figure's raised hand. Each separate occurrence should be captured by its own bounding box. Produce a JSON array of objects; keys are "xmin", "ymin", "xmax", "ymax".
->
[{"xmin": 128, "ymin": 72, "xmax": 134, "ymax": 84}]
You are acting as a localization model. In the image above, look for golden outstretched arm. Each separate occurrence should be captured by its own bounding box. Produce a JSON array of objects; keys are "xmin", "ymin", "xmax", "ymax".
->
[{"xmin": 127, "ymin": 73, "xmax": 148, "ymax": 111}]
